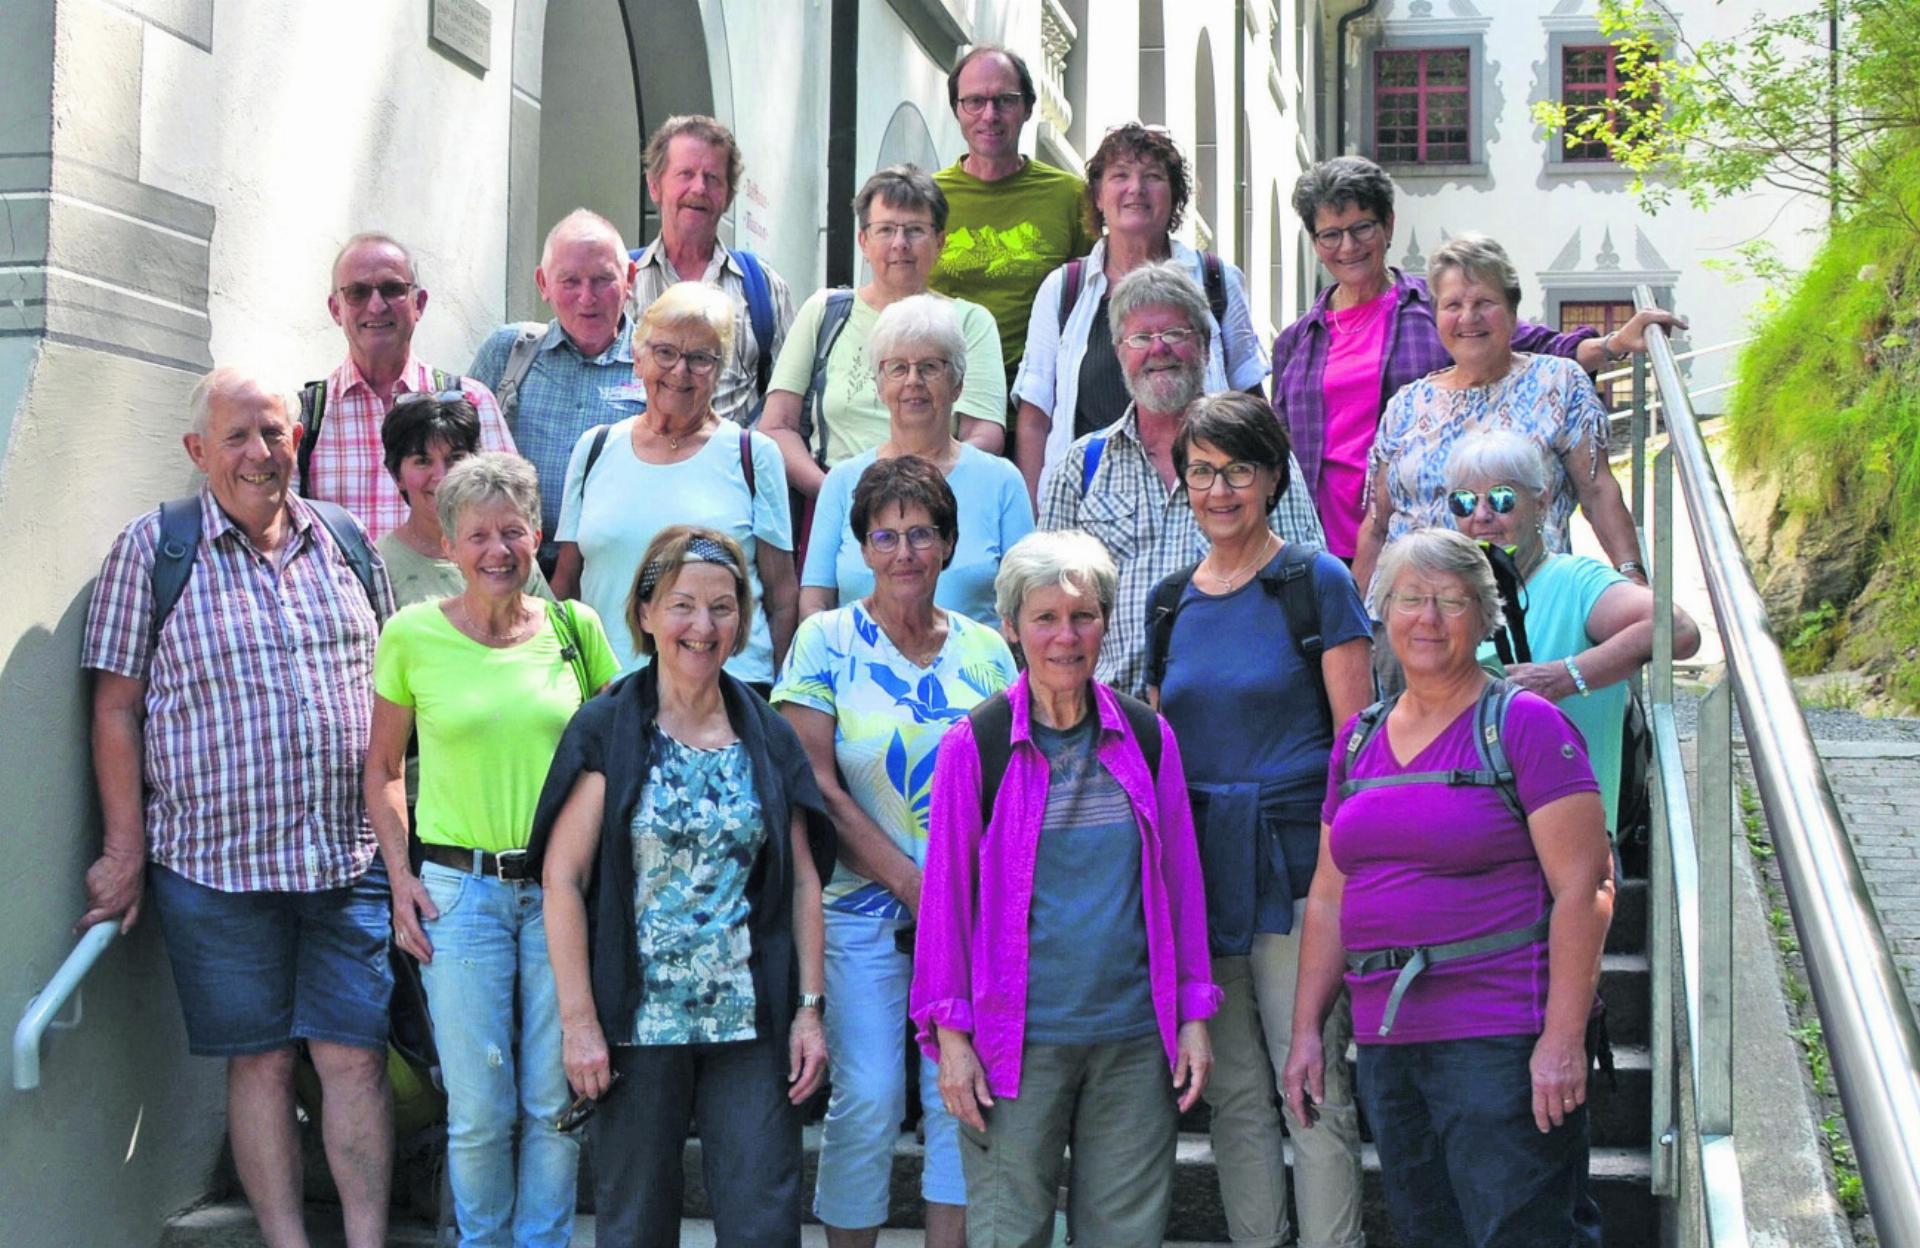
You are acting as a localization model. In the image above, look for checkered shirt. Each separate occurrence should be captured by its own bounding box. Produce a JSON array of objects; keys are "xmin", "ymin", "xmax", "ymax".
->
[
  {"xmin": 626, "ymin": 238, "xmax": 796, "ymax": 426},
  {"xmin": 299, "ymin": 355, "xmax": 515, "ymax": 541},
  {"xmin": 81, "ymin": 489, "xmax": 396, "ymax": 893},
  {"xmin": 1038, "ymin": 404, "xmax": 1325, "ymax": 699}
]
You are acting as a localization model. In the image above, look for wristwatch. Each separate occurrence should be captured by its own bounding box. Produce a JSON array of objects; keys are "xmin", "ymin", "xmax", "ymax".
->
[
  {"xmin": 1616, "ymin": 559, "xmax": 1646, "ymax": 579},
  {"xmin": 797, "ymin": 992, "xmax": 826, "ymax": 1014}
]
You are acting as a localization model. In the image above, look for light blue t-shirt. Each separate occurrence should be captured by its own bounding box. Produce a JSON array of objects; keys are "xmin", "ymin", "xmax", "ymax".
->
[
  {"xmin": 800, "ymin": 444, "xmax": 1034, "ymax": 626},
  {"xmin": 555, "ymin": 415, "xmax": 791, "ymax": 681}
]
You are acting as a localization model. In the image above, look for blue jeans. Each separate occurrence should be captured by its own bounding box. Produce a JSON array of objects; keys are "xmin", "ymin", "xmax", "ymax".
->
[
  {"xmin": 1355, "ymin": 1034, "xmax": 1603, "ymax": 1248},
  {"xmin": 418, "ymin": 863, "xmax": 576, "ymax": 1247}
]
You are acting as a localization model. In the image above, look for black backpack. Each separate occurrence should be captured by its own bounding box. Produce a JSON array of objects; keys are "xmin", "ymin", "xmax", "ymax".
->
[
  {"xmin": 966, "ymin": 688, "xmax": 1163, "ymax": 825},
  {"xmin": 1144, "ymin": 542, "xmax": 1327, "ymax": 703},
  {"xmin": 294, "ymin": 368, "xmax": 457, "ymax": 498},
  {"xmin": 1335, "ymin": 679, "xmax": 1525, "ymax": 824}
]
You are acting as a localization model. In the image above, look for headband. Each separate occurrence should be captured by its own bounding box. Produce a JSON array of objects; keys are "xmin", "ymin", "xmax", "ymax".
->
[{"xmin": 636, "ymin": 536, "xmax": 740, "ymax": 602}]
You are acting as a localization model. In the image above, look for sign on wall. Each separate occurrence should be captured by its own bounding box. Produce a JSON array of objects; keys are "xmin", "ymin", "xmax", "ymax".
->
[{"xmin": 430, "ymin": 0, "xmax": 491, "ymax": 75}]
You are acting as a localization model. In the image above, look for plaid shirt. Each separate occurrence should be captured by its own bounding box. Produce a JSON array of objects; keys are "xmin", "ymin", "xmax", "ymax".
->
[
  {"xmin": 626, "ymin": 237, "xmax": 796, "ymax": 426},
  {"xmin": 1271, "ymin": 269, "xmax": 1597, "ymax": 502},
  {"xmin": 81, "ymin": 490, "xmax": 396, "ymax": 893},
  {"xmin": 300, "ymin": 355, "xmax": 515, "ymax": 541},
  {"xmin": 1038, "ymin": 404, "xmax": 1325, "ymax": 699},
  {"xmin": 468, "ymin": 319, "xmax": 635, "ymax": 547}
]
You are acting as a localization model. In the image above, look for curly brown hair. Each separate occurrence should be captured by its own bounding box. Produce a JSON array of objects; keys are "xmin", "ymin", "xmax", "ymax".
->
[{"xmin": 1081, "ymin": 124, "xmax": 1191, "ymax": 237}]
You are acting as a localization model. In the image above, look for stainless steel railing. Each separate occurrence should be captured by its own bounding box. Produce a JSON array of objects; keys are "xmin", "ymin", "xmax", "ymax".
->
[{"xmin": 1630, "ymin": 284, "xmax": 1920, "ymax": 1244}]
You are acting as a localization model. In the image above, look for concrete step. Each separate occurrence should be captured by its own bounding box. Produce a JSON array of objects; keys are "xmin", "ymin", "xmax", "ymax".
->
[
  {"xmin": 1600, "ymin": 950, "xmax": 1651, "ymax": 1047},
  {"xmin": 1607, "ymin": 876, "xmax": 1649, "ymax": 956}
]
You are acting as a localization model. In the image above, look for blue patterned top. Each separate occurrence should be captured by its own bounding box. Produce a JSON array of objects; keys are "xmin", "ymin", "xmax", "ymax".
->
[{"xmin": 627, "ymin": 726, "xmax": 765, "ymax": 1045}]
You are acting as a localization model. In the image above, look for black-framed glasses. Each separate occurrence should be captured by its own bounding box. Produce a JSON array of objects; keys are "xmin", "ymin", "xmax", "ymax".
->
[
  {"xmin": 867, "ymin": 525, "xmax": 940, "ymax": 553},
  {"xmin": 643, "ymin": 342, "xmax": 722, "ymax": 375},
  {"xmin": 390, "ymin": 388, "xmax": 469, "ymax": 408},
  {"xmin": 1119, "ymin": 327, "xmax": 1198, "ymax": 351},
  {"xmin": 1311, "ymin": 220, "xmax": 1382, "ymax": 250},
  {"xmin": 1183, "ymin": 460, "xmax": 1261, "ymax": 491},
  {"xmin": 555, "ymin": 1072, "xmax": 624, "ymax": 1133},
  {"xmin": 878, "ymin": 358, "xmax": 950, "ymax": 383},
  {"xmin": 336, "ymin": 280, "xmax": 416, "ymax": 306},
  {"xmin": 957, "ymin": 92, "xmax": 1026, "ymax": 116},
  {"xmin": 1446, "ymin": 485, "xmax": 1520, "ymax": 518}
]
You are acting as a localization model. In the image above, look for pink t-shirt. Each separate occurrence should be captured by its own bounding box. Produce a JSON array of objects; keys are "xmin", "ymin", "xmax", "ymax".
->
[
  {"xmin": 1315, "ymin": 289, "xmax": 1396, "ymax": 557},
  {"xmin": 1321, "ymin": 691, "xmax": 1598, "ymax": 1044}
]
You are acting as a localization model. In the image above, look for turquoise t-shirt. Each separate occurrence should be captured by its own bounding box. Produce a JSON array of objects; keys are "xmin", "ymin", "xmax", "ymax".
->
[
  {"xmin": 770, "ymin": 603, "xmax": 1018, "ymax": 917},
  {"xmin": 800, "ymin": 444, "xmax": 1034, "ymax": 626},
  {"xmin": 1479, "ymin": 553, "xmax": 1630, "ymax": 832}
]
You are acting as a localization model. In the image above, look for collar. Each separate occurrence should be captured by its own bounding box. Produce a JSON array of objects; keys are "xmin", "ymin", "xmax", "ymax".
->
[
  {"xmin": 1006, "ymin": 671, "xmax": 1130, "ymax": 746},
  {"xmin": 332, "ymin": 353, "xmax": 428, "ymax": 398},
  {"xmin": 545, "ymin": 315, "xmax": 635, "ymax": 365},
  {"xmin": 1303, "ymin": 266, "xmax": 1422, "ymax": 330},
  {"xmin": 633, "ymin": 234, "xmax": 736, "ymax": 283},
  {"xmin": 198, "ymin": 484, "xmax": 312, "ymax": 547}
]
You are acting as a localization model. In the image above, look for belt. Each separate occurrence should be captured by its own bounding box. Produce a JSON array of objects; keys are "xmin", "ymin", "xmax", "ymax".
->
[
  {"xmin": 421, "ymin": 843, "xmax": 534, "ymax": 883},
  {"xmin": 1346, "ymin": 912, "xmax": 1552, "ymax": 1036}
]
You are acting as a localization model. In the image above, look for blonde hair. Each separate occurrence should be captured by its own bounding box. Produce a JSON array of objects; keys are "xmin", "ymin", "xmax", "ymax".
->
[{"xmin": 637, "ymin": 281, "xmax": 735, "ymax": 362}]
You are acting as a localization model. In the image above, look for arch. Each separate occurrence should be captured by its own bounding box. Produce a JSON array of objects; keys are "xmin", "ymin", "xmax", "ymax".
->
[
  {"xmin": 1194, "ymin": 32, "xmax": 1219, "ymax": 239},
  {"xmin": 875, "ymin": 102, "xmax": 941, "ymax": 175},
  {"xmin": 1138, "ymin": 0, "xmax": 1165, "ymax": 124}
]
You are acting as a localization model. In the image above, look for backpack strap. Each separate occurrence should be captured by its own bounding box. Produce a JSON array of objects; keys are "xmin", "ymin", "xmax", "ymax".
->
[
  {"xmin": 803, "ymin": 289, "xmax": 857, "ymax": 468},
  {"xmin": 733, "ymin": 249, "xmax": 776, "ymax": 423},
  {"xmin": 1112, "ymin": 689, "xmax": 1163, "ymax": 779},
  {"xmin": 1079, "ymin": 433, "xmax": 1109, "ymax": 497},
  {"xmin": 428, "ymin": 368, "xmax": 456, "ymax": 393},
  {"xmin": 546, "ymin": 598, "xmax": 594, "ymax": 703},
  {"xmin": 967, "ymin": 691, "xmax": 1016, "ymax": 827},
  {"xmin": 1056, "ymin": 258, "xmax": 1086, "ymax": 334},
  {"xmin": 738, "ymin": 427, "xmax": 757, "ymax": 501},
  {"xmin": 1201, "ymin": 251, "xmax": 1229, "ymax": 327},
  {"xmin": 1337, "ymin": 681, "xmax": 1524, "ymax": 824},
  {"xmin": 304, "ymin": 498, "xmax": 383, "ymax": 614},
  {"xmin": 1261, "ymin": 542, "xmax": 1327, "ymax": 705},
  {"xmin": 494, "ymin": 322, "xmax": 548, "ymax": 431},
  {"xmin": 1474, "ymin": 678, "xmax": 1525, "ymax": 824},
  {"xmin": 149, "ymin": 497, "xmax": 204, "ymax": 653},
  {"xmin": 581, "ymin": 424, "xmax": 614, "ymax": 483},
  {"xmin": 1144, "ymin": 560, "xmax": 1203, "ymax": 691},
  {"xmin": 294, "ymin": 379, "xmax": 327, "ymax": 498}
]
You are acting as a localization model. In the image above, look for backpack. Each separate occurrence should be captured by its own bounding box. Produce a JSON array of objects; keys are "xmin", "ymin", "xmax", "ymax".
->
[
  {"xmin": 149, "ymin": 496, "xmax": 382, "ymax": 651},
  {"xmin": 1056, "ymin": 251, "xmax": 1229, "ymax": 335},
  {"xmin": 295, "ymin": 368, "xmax": 457, "ymax": 499},
  {"xmin": 966, "ymin": 688, "xmax": 1163, "ymax": 826},
  {"xmin": 1335, "ymin": 679, "xmax": 1525, "ymax": 825},
  {"xmin": 576, "ymin": 423, "xmax": 758, "ymax": 499},
  {"xmin": 799, "ymin": 289, "xmax": 858, "ymax": 468},
  {"xmin": 626, "ymin": 247, "xmax": 778, "ymax": 425},
  {"xmin": 491, "ymin": 323, "xmax": 549, "ymax": 431},
  {"xmin": 1144, "ymin": 543, "xmax": 1326, "ymax": 701}
]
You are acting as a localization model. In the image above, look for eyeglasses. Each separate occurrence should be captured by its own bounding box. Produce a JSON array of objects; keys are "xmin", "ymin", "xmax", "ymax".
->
[
  {"xmin": 555, "ymin": 1072, "xmax": 624, "ymax": 1134},
  {"xmin": 864, "ymin": 223, "xmax": 935, "ymax": 246},
  {"xmin": 1311, "ymin": 220, "xmax": 1382, "ymax": 251},
  {"xmin": 1182, "ymin": 460, "xmax": 1260, "ymax": 491},
  {"xmin": 643, "ymin": 342, "xmax": 722, "ymax": 375},
  {"xmin": 867, "ymin": 525, "xmax": 941, "ymax": 553},
  {"xmin": 336, "ymin": 280, "xmax": 416, "ymax": 306},
  {"xmin": 1386, "ymin": 592, "xmax": 1476, "ymax": 617},
  {"xmin": 1446, "ymin": 485, "xmax": 1520, "ymax": 518},
  {"xmin": 1119, "ymin": 327, "xmax": 1198, "ymax": 351},
  {"xmin": 957, "ymin": 92, "xmax": 1026, "ymax": 116},
  {"xmin": 879, "ymin": 358, "xmax": 951, "ymax": 383},
  {"xmin": 390, "ymin": 388, "xmax": 470, "ymax": 407}
]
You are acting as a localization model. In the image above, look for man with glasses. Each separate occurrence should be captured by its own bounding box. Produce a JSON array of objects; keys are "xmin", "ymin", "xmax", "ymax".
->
[
  {"xmin": 305, "ymin": 231, "xmax": 515, "ymax": 540},
  {"xmin": 930, "ymin": 45, "xmax": 1094, "ymax": 402},
  {"xmin": 1040, "ymin": 263, "xmax": 1320, "ymax": 698}
]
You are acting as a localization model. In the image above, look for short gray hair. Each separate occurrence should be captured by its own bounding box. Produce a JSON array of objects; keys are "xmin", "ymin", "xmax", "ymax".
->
[
  {"xmin": 1444, "ymin": 429, "xmax": 1548, "ymax": 495},
  {"xmin": 1371, "ymin": 527, "xmax": 1505, "ymax": 639},
  {"xmin": 540, "ymin": 208, "xmax": 625, "ymax": 273},
  {"xmin": 1108, "ymin": 261, "xmax": 1213, "ymax": 352},
  {"xmin": 868, "ymin": 294, "xmax": 969, "ymax": 389},
  {"xmin": 1427, "ymin": 233, "xmax": 1522, "ymax": 313},
  {"xmin": 188, "ymin": 366, "xmax": 297, "ymax": 437},
  {"xmin": 638, "ymin": 281, "xmax": 735, "ymax": 362},
  {"xmin": 1291, "ymin": 156, "xmax": 1395, "ymax": 233},
  {"xmin": 994, "ymin": 530, "xmax": 1119, "ymax": 624},
  {"xmin": 435, "ymin": 452, "xmax": 543, "ymax": 540},
  {"xmin": 855, "ymin": 164, "xmax": 950, "ymax": 232},
  {"xmin": 331, "ymin": 231, "xmax": 418, "ymax": 288}
]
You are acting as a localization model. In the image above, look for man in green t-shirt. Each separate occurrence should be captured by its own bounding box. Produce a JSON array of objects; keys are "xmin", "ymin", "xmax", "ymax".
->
[{"xmin": 930, "ymin": 46, "xmax": 1096, "ymax": 409}]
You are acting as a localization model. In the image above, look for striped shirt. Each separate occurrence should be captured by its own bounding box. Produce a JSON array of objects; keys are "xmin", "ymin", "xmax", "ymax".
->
[
  {"xmin": 1038, "ymin": 404, "xmax": 1325, "ymax": 699},
  {"xmin": 300, "ymin": 355, "xmax": 515, "ymax": 541},
  {"xmin": 81, "ymin": 490, "xmax": 396, "ymax": 893},
  {"xmin": 626, "ymin": 238, "xmax": 796, "ymax": 427}
]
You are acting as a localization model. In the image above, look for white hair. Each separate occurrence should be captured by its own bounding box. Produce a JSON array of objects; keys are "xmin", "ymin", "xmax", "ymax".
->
[
  {"xmin": 188, "ymin": 366, "xmax": 298, "ymax": 437},
  {"xmin": 994, "ymin": 529, "xmax": 1119, "ymax": 624},
  {"xmin": 1444, "ymin": 429, "xmax": 1549, "ymax": 495},
  {"xmin": 868, "ymin": 294, "xmax": 969, "ymax": 389},
  {"xmin": 540, "ymin": 208, "xmax": 626, "ymax": 273},
  {"xmin": 1371, "ymin": 527, "xmax": 1506, "ymax": 639}
]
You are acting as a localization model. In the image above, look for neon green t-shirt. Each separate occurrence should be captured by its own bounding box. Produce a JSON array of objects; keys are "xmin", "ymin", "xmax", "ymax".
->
[
  {"xmin": 766, "ymin": 289, "xmax": 1007, "ymax": 468},
  {"xmin": 930, "ymin": 156, "xmax": 1096, "ymax": 380},
  {"xmin": 374, "ymin": 599, "xmax": 620, "ymax": 853}
]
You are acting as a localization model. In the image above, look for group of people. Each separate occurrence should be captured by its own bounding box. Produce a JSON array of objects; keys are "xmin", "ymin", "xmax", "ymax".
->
[{"xmin": 75, "ymin": 39, "xmax": 1705, "ymax": 1248}]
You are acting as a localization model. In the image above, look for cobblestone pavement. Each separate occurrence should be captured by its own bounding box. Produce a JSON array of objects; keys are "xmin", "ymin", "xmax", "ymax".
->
[{"xmin": 1816, "ymin": 739, "xmax": 1920, "ymax": 1008}]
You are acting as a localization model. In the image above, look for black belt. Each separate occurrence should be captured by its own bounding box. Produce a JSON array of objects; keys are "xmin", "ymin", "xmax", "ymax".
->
[
  {"xmin": 421, "ymin": 843, "xmax": 534, "ymax": 883},
  {"xmin": 1347, "ymin": 912, "xmax": 1552, "ymax": 1036}
]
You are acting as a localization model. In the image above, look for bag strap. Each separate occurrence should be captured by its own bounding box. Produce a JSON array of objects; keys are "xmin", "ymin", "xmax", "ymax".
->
[
  {"xmin": 1112, "ymin": 689, "xmax": 1163, "ymax": 779},
  {"xmin": 804, "ymin": 289, "xmax": 857, "ymax": 467},
  {"xmin": 1475, "ymin": 678, "xmax": 1524, "ymax": 823},
  {"xmin": 546, "ymin": 599, "xmax": 594, "ymax": 703},
  {"xmin": 1337, "ymin": 681, "xmax": 1523, "ymax": 824},
  {"xmin": 738, "ymin": 427, "xmax": 757, "ymax": 500},
  {"xmin": 495, "ymin": 322, "xmax": 548, "ymax": 431},
  {"xmin": 581, "ymin": 424, "xmax": 614, "ymax": 484},
  {"xmin": 304, "ymin": 498, "xmax": 383, "ymax": 613},
  {"xmin": 733, "ymin": 249, "xmax": 776, "ymax": 422},
  {"xmin": 428, "ymin": 368, "xmax": 456, "ymax": 393},
  {"xmin": 294, "ymin": 379, "xmax": 327, "ymax": 498},
  {"xmin": 1079, "ymin": 433, "xmax": 1109, "ymax": 497},
  {"xmin": 1057, "ymin": 258, "xmax": 1086, "ymax": 334},
  {"xmin": 1143, "ymin": 560, "xmax": 1203, "ymax": 691},
  {"xmin": 1201, "ymin": 251, "xmax": 1228, "ymax": 327},
  {"xmin": 967, "ymin": 691, "xmax": 1016, "ymax": 827},
  {"xmin": 149, "ymin": 497, "xmax": 203, "ymax": 652}
]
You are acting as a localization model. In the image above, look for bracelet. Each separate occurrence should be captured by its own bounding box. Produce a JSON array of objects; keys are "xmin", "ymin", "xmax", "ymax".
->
[
  {"xmin": 1616, "ymin": 559, "xmax": 1646, "ymax": 578},
  {"xmin": 1564, "ymin": 656, "xmax": 1591, "ymax": 697},
  {"xmin": 797, "ymin": 992, "xmax": 825, "ymax": 1014},
  {"xmin": 1602, "ymin": 331, "xmax": 1629, "ymax": 361}
]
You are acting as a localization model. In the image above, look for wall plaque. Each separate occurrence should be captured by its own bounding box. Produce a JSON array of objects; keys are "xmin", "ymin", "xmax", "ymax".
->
[{"xmin": 430, "ymin": 0, "xmax": 491, "ymax": 74}]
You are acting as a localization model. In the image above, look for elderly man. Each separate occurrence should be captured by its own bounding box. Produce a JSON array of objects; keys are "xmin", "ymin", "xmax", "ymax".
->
[
  {"xmin": 626, "ymin": 114, "xmax": 795, "ymax": 427},
  {"xmin": 469, "ymin": 208, "xmax": 637, "ymax": 573},
  {"xmin": 930, "ymin": 44, "xmax": 1094, "ymax": 397},
  {"xmin": 79, "ymin": 367, "xmax": 398, "ymax": 1248},
  {"xmin": 1040, "ymin": 264, "xmax": 1323, "ymax": 698},
  {"xmin": 303, "ymin": 232, "xmax": 514, "ymax": 541}
]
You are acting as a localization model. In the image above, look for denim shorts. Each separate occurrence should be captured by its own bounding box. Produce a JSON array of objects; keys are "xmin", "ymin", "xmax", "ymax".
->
[{"xmin": 149, "ymin": 861, "xmax": 394, "ymax": 1056}]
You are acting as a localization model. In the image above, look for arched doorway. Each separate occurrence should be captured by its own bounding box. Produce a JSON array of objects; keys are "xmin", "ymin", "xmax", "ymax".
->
[
  {"xmin": 1269, "ymin": 188, "xmax": 1286, "ymax": 329},
  {"xmin": 1138, "ymin": 0, "xmax": 1165, "ymax": 124},
  {"xmin": 1194, "ymin": 32, "xmax": 1218, "ymax": 241}
]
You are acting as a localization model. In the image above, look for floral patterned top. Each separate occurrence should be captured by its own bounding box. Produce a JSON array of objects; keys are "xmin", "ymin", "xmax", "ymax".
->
[
  {"xmin": 627, "ymin": 726, "xmax": 766, "ymax": 1045},
  {"xmin": 1369, "ymin": 352, "xmax": 1609, "ymax": 553},
  {"xmin": 771, "ymin": 603, "xmax": 1018, "ymax": 919}
]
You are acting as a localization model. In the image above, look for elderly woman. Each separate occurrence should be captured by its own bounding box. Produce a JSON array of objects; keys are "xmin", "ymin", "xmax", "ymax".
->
[
  {"xmin": 762, "ymin": 165, "xmax": 1009, "ymax": 501},
  {"xmin": 531, "ymin": 526, "xmax": 833, "ymax": 1247},
  {"xmin": 1014, "ymin": 123, "xmax": 1268, "ymax": 498},
  {"xmin": 1350, "ymin": 234, "xmax": 1645, "ymax": 598},
  {"xmin": 911, "ymin": 530, "xmax": 1219, "ymax": 1247},
  {"xmin": 365, "ymin": 452, "xmax": 621, "ymax": 1246},
  {"xmin": 1283, "ymin": 527, "xmax": 1614, "ymax": 1247},
  {"xmin": 774, "ymin": 456, "xmax": 1018, "ymax": 1247},
  {"xmin": 1447, "ymin": 430, "xmax": 1701, "ymax": 839},
  {"xmin": 1144, "ymin": 392, "xmax": 1372, "ymax": 1248},
  {"xmin": 551, "ymin": 280, "xmax": 796, "ymax": 694},
  {"xmin": 1274, "ymin": 156, "xmax": 1682, "ymax": 562},
  {"xmin": 800, "ymin": 294, "xmax": 1033, "ymax": 626}
]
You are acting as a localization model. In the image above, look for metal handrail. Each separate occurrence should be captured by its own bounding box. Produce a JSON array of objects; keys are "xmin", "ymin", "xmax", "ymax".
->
[
  {"xmin": 1632, "ymin": 283, "xmax": 1920, "ymax": 1242},
  {"xmin": 12, "ymin": 920, "xmax": 119, "ymax": 1091},
  {"xmin": 1598, "ymin": 334, "xmax": 1753, "ymax": 385}
]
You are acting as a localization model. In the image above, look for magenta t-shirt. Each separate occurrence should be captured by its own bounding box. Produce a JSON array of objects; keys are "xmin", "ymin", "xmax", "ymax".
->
[
  {"xmin": 1314, "ymin": 289, "xmax": 1396, "ymax": 558},
  {"xmin": 1321, "ymin": 691, "xmax": 1598, "ymax": 1044}
]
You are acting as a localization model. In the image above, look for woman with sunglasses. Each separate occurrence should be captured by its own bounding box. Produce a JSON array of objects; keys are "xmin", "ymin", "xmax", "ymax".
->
[
  {"xmin": 773, "ymin": 456, "xmax": 1018, "ymax": 1248},
  {"xmin": 1013, "ymin": 123, "xmax": 1269, "ymax": 501},
  {"xmin": 1272, "ymin": 156, "xmax": 1682, "ymax": 566},
  {"xmin": 1444, "ymin": 430, "xmax": 1700, "ymax": 842},
  {"xmin": 551, "ymin": 281, "xmax": 797, "ymax": 697},
  {"xmin": 799, "ymin": 295, "xmax": 1033, "ymax": 627}
]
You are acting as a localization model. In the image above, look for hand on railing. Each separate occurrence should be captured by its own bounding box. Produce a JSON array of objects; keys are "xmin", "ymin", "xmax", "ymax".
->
[
  {"xmin": 76, "ymin": 847, "xmax": 144, "ymax": 934},
  {"xmin": 1608, "ymin": 307, "xmax": 1690, "ymax": 358}
]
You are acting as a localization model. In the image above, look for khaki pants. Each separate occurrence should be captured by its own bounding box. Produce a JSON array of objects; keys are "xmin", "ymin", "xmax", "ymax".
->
[{"xmin": 1205, "ymin": 918, "xmax": 1366, "ymax": 1248}]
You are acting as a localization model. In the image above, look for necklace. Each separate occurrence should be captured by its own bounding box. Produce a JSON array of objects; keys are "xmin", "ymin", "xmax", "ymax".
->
[
  {"xmin": 1199, "ymin": 534, "xmax": 1278, "ymax": 592},
  {"xmin": 454, "ymin": 598, "xmax": 537, "ymax": 646},
  {"xmin": 646, "ymin": 414, "xmax": 709, "ymax": 450},
  {"xmin": 1327, "ymin": 294, "xmax": 1385, "ymax": 337}
]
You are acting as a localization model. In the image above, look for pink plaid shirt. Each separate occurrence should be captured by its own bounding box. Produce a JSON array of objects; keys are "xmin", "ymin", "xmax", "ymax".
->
[
  {"xmin": 82, "ymin": 489, "xmax": 396, "ymax": 893},
  {"xmin": 301, "ymin": 355, "xmax": 515, "ymax": 540}
]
